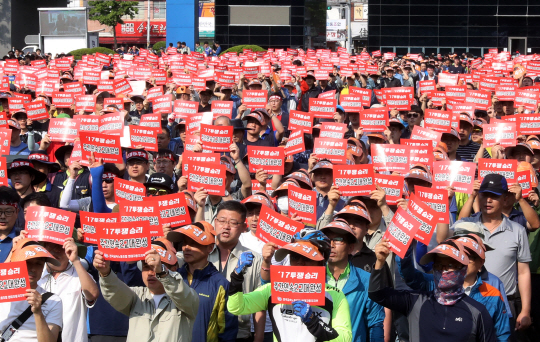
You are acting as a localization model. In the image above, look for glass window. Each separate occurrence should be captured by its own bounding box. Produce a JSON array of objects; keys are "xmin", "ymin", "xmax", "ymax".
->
[
  {"xmin": 270, "ymin": 26, "xmax": 291, "ymax": 35},
  {"xmin": 468, "ymin": 48, "xmax": 482, "ymax": 57},
  {"xmin": 498, "ymin": 6, "xmax": 527, "ymax": 16},
  {"xmin": 249, "ymin": 26, "xmax": 269, "ymax": 35},
  {"xmin": 410, "ymin": 26, "xmax": 438, "ymax": 37},
  {"xmin": 229, "ymin": 35, "xmax": 250, "ymax": 45},
  {"xmin": 468, "ymin": 37, "xmax": 497, "ymax": 47},
  {"xmin": 439, "ymin": 6, "xmax": 468, "ymax": 16},
  {"xmin": 396, "ymin": 47, "xmax": 409, "ymax": 56},
  {"xmin": 380, "ymin": 5, "xmax": 409, "ymax": 16},
  {"xmin": 439, "ymin": 26, "xmax": 467, "ymax": 37},
  {"xmin": 439, "ymin": 16, "xmax": 467, "ymax": 26},
  {"xmin": 381, "ymin": 16, "xmax": 409, "ymax": 26},
  {"xmin": 153, "ymin": 1, "xmax": 166, "ymax": 19},
  {"xmin": 499, "ymin": 0, "xmax": 527, "ymax": 5},
  {"xmin": 412, "ymin": 6, "xmax": 438, "ymax": 15},
  {"xmin": 410, "ymin": 16, "xmax": 437, "ymax": 26},
  {"xmin": 425, "ymin": 47, "xmax": 438, "ymax": 55},
  {"xmin": 468, "ymin": 6, "xmax": 497, "ymax": 16},
  {"xmin": 529, "ymin": 7, "xmax": 540, "ymax": 15},
  {"xmin": 410, "ymin": 47, "xmax": 424, "ymax": 53},
  {"xmin": 123, "ymin": 2, "xmax": 146, "ymax": 20},
  {"xmin": 228, "ymin": 26, "xmax": 245, "ymax": 35},
  {"xmin": 370, "ymin": 16, "xmax": 381, "ymax": 25},
  {"xmin": 381, "ymin": 26, "xmax": 409, "ymax": 36},
  {"xmin": 468, "ymin": 16, "xmax": 497, "ymax": 27},
  {"xmin": 468, "ymin": 26, "xmax": 498, "ymax": 36},
  {"xmin": 410, "ymin": 37, "xmax": 438, "ymax": 46}
]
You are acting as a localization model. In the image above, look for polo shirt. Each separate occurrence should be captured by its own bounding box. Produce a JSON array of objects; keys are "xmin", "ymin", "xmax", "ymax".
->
[
  {"xmin": 0, "ymin": 286, "xmax": 63, "ymax": 341},
  {"xmin": 38, "ymin": 263, "xmax": 96, "ymax": 342},
  {"xmin": 0, "ymin": 228, "xmax": 18, "ymax": 263},
  {"xmin": 453, "ymin": 215, "xmax": 531, "ymax": 296}
]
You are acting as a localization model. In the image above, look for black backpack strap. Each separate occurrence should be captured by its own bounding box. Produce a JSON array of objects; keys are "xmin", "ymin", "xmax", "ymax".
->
[{"xmin": 0, "ymin": 292, "xmax": 54, "ymax": 341}]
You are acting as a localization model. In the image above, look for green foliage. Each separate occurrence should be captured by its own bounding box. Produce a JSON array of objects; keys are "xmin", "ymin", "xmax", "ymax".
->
[
  {"xmin": 153, "ymin": 41, "xmax": 166, "ymax": 51},
  {"xmin": 220, "ymin": 45, "xmax": 267, "ymax": 56},
  {"xmin": 88, "ymin": 0, "xmax": 139, "ymax": 27},
  {"xmin": 69, "ymin": 47, "xmax": 115, "ymax": 60}
]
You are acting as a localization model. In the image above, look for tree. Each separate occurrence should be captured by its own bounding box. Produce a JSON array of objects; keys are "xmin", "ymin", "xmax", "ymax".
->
[{"xmin": 88, "ymin": 0, "xmax": 139, "ymax": 50}]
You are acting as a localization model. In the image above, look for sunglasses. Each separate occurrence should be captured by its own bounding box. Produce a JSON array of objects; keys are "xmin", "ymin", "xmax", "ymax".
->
[
  {"xmin": 147, "ymin": 188, "xmax": 168, "ymax": 196},
  {"xmin": 472, "ymin": 129, "xmax": 482, "ymax": 133},
  {"xmin": 103, "ymin": 178, "xmax": 114, "ymax": 184},
  {"xmin": 407, "ymin": 113, "xmax": 419, "ymax": 118}
]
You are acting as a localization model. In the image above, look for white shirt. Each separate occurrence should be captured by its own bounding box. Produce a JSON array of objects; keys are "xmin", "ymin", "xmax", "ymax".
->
[
  {"xmin": 152, "ymin": 293, "xmax": 166, "ymax": 309},
  {"xmin": 38, "ymin": 263, "xmax": 95, "ymax": 342},
  {"xmin": 0, "ymin": 286, "xmax": 63, "ymax": 342}
]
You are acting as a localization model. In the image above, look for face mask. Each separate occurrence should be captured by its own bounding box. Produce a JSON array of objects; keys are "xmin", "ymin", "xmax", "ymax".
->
[
  {"xmin": 433, "ymin": 267, "xmax": 467, "ymax": 306},
  {"xmin": 277, "ymin": 196, "xmax": 288, "ymax": 214}
]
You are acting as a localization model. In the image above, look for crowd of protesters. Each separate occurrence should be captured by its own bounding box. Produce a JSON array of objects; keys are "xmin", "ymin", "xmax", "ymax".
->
[{"xmin": 0, "ymin": 42, "xmax": 539, "ymax": 342}]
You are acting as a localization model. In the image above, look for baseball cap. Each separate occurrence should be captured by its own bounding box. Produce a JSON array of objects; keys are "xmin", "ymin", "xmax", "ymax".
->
[
  {"xmin": 404, "ymin": 168, "xmax": 433, "ymax": 184},
  {"xmin": 347, "ymin": 137, "xmax": 363, "ymax": 158},
  {"xmin": 274, "ymin": 241, "xmax": 324, "ymax": 262},
  {"xmin": 333, "ymin": 205, "xmax": 372, "ymax": 224},
  {"xmin": 506, "ymin": 143, "xmax": 534, "ymax": 157},
  {"xmin": 8, "ymin": 119, "xmax": 21, "ymax": 130},
  {"xmin": 10, "ymin": 244, "xmax": 60, "ymax": 266},
  {"xmin": 144, "ymin": 173, "xmax": 174, "ymax": 191},
  {"xmin": 479, "ymin": 173, "xmax": 508, "ymax": 196},
  {"xmin": 220, "ymin": 155, "xmax": 237, "ymax": 175},
  {"xmin": 459, "ymin": 113, "xmax": 474, "ymax": 126},
  {"xmin": 310, "ymin": 160, "xmax": 333, "ymax": 173},
  {"xmin": 241, "ymin": 191, "xmax": 274, "ymax": 210},
  {"xmin": 151, "ymin": 238, "xmax": 178, "ymax": 266},
  {"xmin": 389, "ymin": 117, "xmax": 405, "ymax": 129},
  {"xmin": 473, "ymin": 118, "xmax": 487, "ymax": 128},
  {"xmin": 28, "ymin": 151, "xmax": 61, "ymax": 173},
  {"xmin": 242, "ymin": 112, "xmax": 265, "ymax": 125},
  {"xmin": 419, "ymin": 240, "xmax": 469, "ymax": 266},
  {"xmin": 126, "ymin": 150, "xmax": 148, "ymax": 162},
  {"xmin": 320, "ymin": 220, "xmax": 357, "ymax": 243},
  {"xmin": 166, "ymin": 221, "xmax": 216, "ymax": 246},
  {"xmin": 442, "ymin": 127, "xmax": 461, "ymax": 141},
  {"xmin": 452, "ymin": 235, "xmax": 488, "ymax": 259},
  {"xmin": 285, "ymin": 170, "xmax": 313, "ymax": 190},
  {"xmin": 271, "ymin": 179, "xmax": 300, "ymax": 198},
  {"xmin": 526, "ymin": 136, "xmax": 540, "ymax": 151},
  {"xmin": 248, "ymin": 79, "xmax": 262, "ymax": 87}
]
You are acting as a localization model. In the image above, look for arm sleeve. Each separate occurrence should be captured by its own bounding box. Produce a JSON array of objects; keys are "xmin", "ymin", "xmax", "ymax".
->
[
  {"xmin": 159, "ymin": 271, "xmax": 199, "ymax": 320},
  {"xmin": 227, "ymin": 282, "xmax": 271, "ymax": 316},
  {"xmin": 303, "ymin": 290, "xmax": 352, "ymax": 342},
  {"xmin": 90, "ymin": 165, "xmax": 112, "ymax": 214},
  {"xmin": 315, "ymin": 212, "xmax": 333, "ymax": 230},
  {"xmin": 27, "ymin": 131, "xmax": 36, "ymax": 152},
  {"xmin": 99, "ymin": 271, "xmax": 138, "ymax": 316},
  {"xmin": 368, "ymin": 268, "xmax": 416, "ymax": 316},
  {"xmin": 476, "ymin": 308, "xmax": 497, "ymax": 342},
  {"xmin": 365, "ymin": 298, "xmax": 385, "ymax": 342},
  {"xmin": 59, "ymin": 178, "xmax": 75, "ymax": 210},
  {"xmin": 397, "ymin": 246, "xmax": 435, "ymax": 292}
]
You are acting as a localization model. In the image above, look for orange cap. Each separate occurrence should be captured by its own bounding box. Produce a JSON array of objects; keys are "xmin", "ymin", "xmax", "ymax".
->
[
  {"xmin": 419, "ymin": 240, "xmax": 469, "ymax": 266},
  {"xmin": 166, "ymin": 221, "xmax": 216, "ymax": 246},
  {"xmin": 274, "ymin": 241, "xmax": 324, "ymax": 262},
  {"xmin": 152, "ymin": 238, "xmax": 178, "ymax": 266},
  {"xmin": 10, "ymin": 244, "xmax": 60, "ymax": 266},
  {"xmin": 334, "ymin": 205, "xmax": 372, "ymax": 224}
]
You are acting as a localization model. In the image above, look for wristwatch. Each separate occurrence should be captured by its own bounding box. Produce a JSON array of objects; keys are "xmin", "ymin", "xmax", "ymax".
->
[{"xmin": 156, "ymin": 264, "xmax": 168, "ymax": 278}]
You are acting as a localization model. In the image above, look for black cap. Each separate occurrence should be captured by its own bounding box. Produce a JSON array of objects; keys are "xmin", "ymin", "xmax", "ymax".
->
[
  {"xmin": 145, "ymin": 173, "xmax": 174, "ymax": 192},
  {"xmin": 479, "ymin": 174, "xmax": 508, "ymax": 196},
  {"xmin": 231, "ymin": 119, "xmax": 247, "ymax": 131}
]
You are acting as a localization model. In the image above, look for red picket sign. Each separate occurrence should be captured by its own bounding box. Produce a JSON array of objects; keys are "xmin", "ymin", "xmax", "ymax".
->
[
  {"xmin": 359, "ymin": 109, "xmax": 389, "ymax": 132},
  {"xmin": 23, "ymin": 102, "xmax": 48, "ymax": 121},
  {"xmin": 129, "ymin": 126, "xmax": 158, "ymax": 151},
  {"xmin": 289, "ymin": 110, "xmax": 313, "ymax": 134},
  {"xmin": 495, "ymin": 85, "xmax": 517, "ymax": 102},
  {"xmin": 478, "ymin": 159, "xmax": 517, "ymax": 182},
  {"xmin": 517, "ymin": 114, "xmax": 540, "ymax": 135},
  {"xmin": 139, "ymin": 113, "xmax": 162, "ymax": 134},
  {"xmin": 319, "ymin": 122, "xmax": 347, "ymax": 139},
  {"xmin": 80, "ymin": 132, "xmax": 122, "ymax": 163},
  {"xmin": 517, "ymin": 171, "xmax": 533, "ymax": 198},
  {"xmin": 0, "ymin": 156, "xmax": 7, "ymax": 186},
  {"xmin": 52, "ymin": 92, "xmax": 74, "ymax": 108},
  {"xmin": 257, "ymin": 206, "xmax": 304, "ymax": 247},
  {"xmin": 288, "ymin": 185, "xmax": 317, "ymax": 225},
  {"xmin": 438, "ymin": 73, "xmax": 459, "ymax": 87},
  {"xmin": 103, "ymin": 97, "xmax": 124, "ymax": 111},
  {"xmin": 465, "ymin": 90, "xmax": 492, "ymax": 110},
  {"xmin": 418, "ymin": 80, "xmax": 436, "ymax": 95},
  {"xmin": 192, "ymin": 77, "xmax": 206, "ymax": 91},
  {"xmin": 432, "ymin": 161, "xmax": 476, "ymax": 194},
  {"xmin": 187, "ymin": 161, "xmax": 227, "ymax": 196},
  {"xmin": 284, "ymin": 130, "xmax": 305, "ymax": 156},
  {"xmin": 423, "ymin": 109, "xmax": 458, "ymax": 133},
  {"xmin": 97, "ymin": 221, "xmax": 151, "ymax": 261},
  {"xmin": 152, "ymin": 193, "xmax": 192, "ymax": 227},
  {"xmin": 114, "ymin": 178, "xmax": 145, "ymax": 205},
  {"xmin": 383, "ymin": 207, "xmax": 421, "ymax": 258},
  {"xmin": 243, "ymin": 90, "xmax": 267, "ymax": 109},
  {"xmin": 384, "ymin": 52, "xmax": 396, "ymax": 60},
  {"xmin": 372, "ymin": 50, "xmax": 382, "ymax": 57},
  {"xmin": 8, "ymin": 98, "xmax": 26, "ymax": 112},
  {"xmin": 119, "ymin": 201, "xmax": 162, "ymax": 236},
  {"xmin": 348, "ymin": 87, "xmax": 372, "ymax": 107},
  {"xmin": 409, "ymin": 145, "xmax": 434, "ymax": 171},
  {"xmin": 173, "ymin": 74, "xmax": 192, "ymax": 86},
  {"xmin": 411, "ymin": 126, "xmax": 442, "ymax": 148},
  {"xmin": 74, "ymin": 115, "xmax": 99, "ymax": 133},
  {"xmin": 333, "ymin": 164, "xmax": 375, "ymax": 196},
  {"xmin": 97, "ymin": 79, "xmax": 114, "ymax": 92},
  {"xmin": 483, "ymin": 122, "xmax": 517, "ymax": 147},
  {"xmin": 414, "ymin": 185, "xmax": 449, "ymax": 224},
  {"xmin": 340, "ymin": 95, "xmax": 363, "ymax": 112},
  {"xmin": 382, "ymin": 88, "xmax": 414, "ymax": 110},
  {"xmin": 146, "ymin": 86, "xmax": 163, "ymax": 101},
  {"xmin": 271, "ymin": 266, "xmax": 326, "ymax": 306},
  {"xmin": 0, "ymin": 129, "xmax": 11, "ymax": 154},
  {"xmin": 431, "ymin": 91, "xmax": 446, "ymax": 106},
  {"xmin": 445, "ymin": 85, "xmax": 467, "ymax": 99},
  {"xmin": 247, "ymin": 146, "xmax": 285, "ymax": 174},
  {"xmin": 113, "ymin": 79, "xmax": 133, "ymax": 95},
  {"xmin": 0, "ymin": 261, "xmax": 30, "ymax": 303},
  {"xmin": 25, "ymin": 206, "xmax": 76, "ymax": 245},
  {"xmin": 185, "ymin": 113, "xmax": 203, "ymax": 134},
  {"xmin": 47, "ymin": 118, "xmax": 80, "ymax": 142},
  {"xmin": 406, "ymin": 193, "xmax": 438, "ymax": 244},
  {"xmin": 18, "ymin": 73, "xmax": 38, "ymax": 90},
  {"xmin": 181, "ymin": 151, "xmax": 220, "ymax": 173},
  {"xmin": 95, "ymin": 52, "xmax": 111, "ymax": 65},
  {"xmin": 82, "ymin": 71, "xmax": 100, "ymax": 85},
  {"xmin": 75, "ymin": 95, "xmax": 96, "ymax": 112},
  {"xmin": 63, "ymin": 82, "xmax": 85, "ymax": 96},
  {"xmin": 80, "ymin": 211, "xmax": 120, "ymax": 244},
  {"xmin": 199, "ymin": 124, "xmax": 233, "ymax": 152},
  {"xmin": 98, "ymin": 112, "xmax": 124, "ymax": 136},
  {"xmin": 515, "ymin": 90, "xmax": 539, "ymax": 111},
  {"xmin": 0, "ymin": 113, "xmax": 7, "ymax": 130},
  {"xmin": 478, "ymin": 76, "xmax": 499, "ymax": 92},
  {"xmin": 371, "ymin": 144, "xmax": 411, "ymax": 173},
  {"xmin": 313, "ymin": 138, "xmax": 347, "ymax": 164},
  {"xmin": 211, "ymin": 101, "xmax": 234, "ymax": 119},
  {"xmin": 173, "ymin": 100, "xmax": 198, "ymax": 119},
  {"xmin": 152, "ymin": 95, "xmax": 172, "ymax": 114},
  {"xmin": 374, "ymin": 174, "xmax": 404, "ymax": 205},
  {"xmin": 451, "ymin": 103, "xmax": 476, "ymax": 118},
  {"xmin": 309, "ymin": 98, "xmax": 337, "ymax": 119}
]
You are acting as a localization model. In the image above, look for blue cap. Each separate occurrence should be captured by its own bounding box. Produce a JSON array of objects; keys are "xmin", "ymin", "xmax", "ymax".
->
[
  {"xmin": 479, "ymin": 174, "xmax": 508, "ymax": 196},
  {"xmin": 336, "ymin": 105, "xmax": 345, "ymax": 113}
]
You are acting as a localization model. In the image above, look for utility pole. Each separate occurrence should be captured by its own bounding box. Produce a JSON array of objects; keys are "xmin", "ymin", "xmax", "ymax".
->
[
  {"xmin": 346, "ymin": 0, "xmax": 352, "ymax": 53},
  {"xmin": 147, "ymin": 0, "xmax": 151, "ymax": 48}
]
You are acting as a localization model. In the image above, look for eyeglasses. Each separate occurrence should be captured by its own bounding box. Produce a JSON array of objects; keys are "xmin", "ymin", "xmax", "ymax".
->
[
  {"xmin": 102, "ymin": 178, "xmax": 114, "ymax": 184},
  {"xmin": 215, "ymin": 217, "xmax": 241, "ymax": 228},
  {"xmin": 330, "ymin": 237, "xmax": 346, "ymax": 245},
  {"xmin": 147, "ymin": 188, "xmax": 168, "ymax": 196},
  {"xmin": 155, "ymin": 159, "xmax": 173, "ymax": 166},
  {"xmin": 407, "ymin": 113, "xmax": 419, "ymax": 118},
  {"xmin": 472, "ymin": 129, "xmax": 482, "ymax": 134},
  {"xmin": 433, "ymin": 263, "xmax": 461, "ymax": 272},
  {"xmin": 0, "ymin": 210, "xmax": 16, "ymax": 217}
]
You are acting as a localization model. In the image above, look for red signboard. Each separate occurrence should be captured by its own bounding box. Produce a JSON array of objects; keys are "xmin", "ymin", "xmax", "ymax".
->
[
  {"xmin": 373, "ymin": 174, "xmax": 404, "ymax": 205},
  {"xmin": 48, "ymin": 118, "xmax": 80, "ymax": 142},
  {"xmin": 52, "ymin": 92, "xmax": 74, "ymax": 108},
  {"xmin": 432, "ymin": 161, "xmax": 476, "ymax": 194},
  {"xmin": 257, "ymin": 206, "xmax": 303, "ymax": 247},
  {"xmin": 340, "ymin": 95, "xmax": 363, "ymax": 112},
  {"xmin": 75, "ymin": 95, "xmax": 96, "ymax": 112},
  {"xmin": 80, "ymin": 132, "xmax": 122, "ymax": 163},
  {"xmin": 333, "ymin": 164, "xmax": 375, "ymax": 196},
  {"xmin": 288, "ymin": 185, "xmax": 317, "ymax": 225},
  {"xmin": 199, "ymin": 124, "xmax": 233, "ymax": 152},
  {"xmin": 383, "ymin": 207, "xmax": 421, "ymax": 259},
  {"xmin": 289, "ymin": 110, "xmax": 313, "ymax": 134},
  {"xmin": 129, "ymin": 126, "xmax": 158, "ymax": 151},
  {"xmin": 243, "ymin": 90, "xmax": 267, "ymax": 109},
  {"xmin": 187, "ymin": 161, "xmax": 226, "ymax": 196},
  {"xmin": 173, "ymin": 100, "xmax": 198, "ymax": 119},
  {"xmin": 478, "ymin": 159, "xmax": 517, "ymax": 182},
  {"xmin": 371, "ymin": 144, "xmax": 411, "ymax": 173},
  {"xmin": 114, "ymin": 178, "xmax": 145, "ymax": 204},
  {"xmin": 410, "ymin": 126, "xmax": 442, "ymax": 148},
  {"xmin": 313, "ymin": 138, "xmax": 347, "ymax": 164},
  {"xmin": 97, "ymin": 221, "xmax": 151, "ymax": 262},
  {"xmin": 80, "ymin": 211, "xmax": 120, "ymax": 245},
  {"xmin": 285, "ymin": 130, "xmax": 305, "ymax": 156},
  {"xmin": 319, "ymin": 122, "xmax": 347, "ymax": 139},
  {"xmin": 153, "ymin": 193, "xmax": 192, "ymax": 227},
  {"xmin": 23, "ymin": 102, "xmax": 49, "ymax": 121},
  {"xmin": 0, "ymin": 261, "xmax": 30, "ymax": 303},
  {"xmin": 211, "ymin": 101, "xmax": 234, "ymax": 119},
  {"xmin": 414, "ymin": 185, "xmax": 449, "ymax": 224},
  {"xmin": 360, "ymin": 109, "xmax": 389, "ymax": 132},
  {"xmin": 247, "ymin": 146, "xmax": 285, "ymax": 174},
  {"xmin": 271, "ymin": 266, "xmax": 326, "ymax": 306},
  {"xmin": 423, "ymin": 109, "xmax": 458, "ymax": 133},
  {"xmin": 25, "ymin": 206, "xmax": 76, "ymax": 245},
  {"xmin": 406, "ymin": 193, "xmax": 438, "ymax": 244},
  {"xmin": 483, "ymin": 122, "xmax": 517, "ymax": 147},
  {"xmin": 119, "ymin": 201, "xmax": 162, "ymax": 236},
  {"xmin": 309, "ymin": 98, "xmax": 337, "ymax": 119},
  {"xmin": 116, "ymin": 21, "xmax": 166, "ymax": 37}
]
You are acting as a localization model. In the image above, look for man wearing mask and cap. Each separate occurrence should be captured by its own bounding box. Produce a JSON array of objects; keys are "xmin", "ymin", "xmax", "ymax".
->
[
  {"xmin": 452, "ymin": 174, "xmax": 532, "ymax": 336},
  {"xmin": 0, "ymin": 242, "xmax": 63, "ymax": 341},
  {"xmin": 9, "ymin": 118, "xmax": 37, "ymax": 155},
  {"xmin": 371, "ymin": 238, "xmax": 496, "ymax": 341},
  {"xmin": 227, "ymin": 229, "xmax": 353, "ymax": 342},
  {"xmin": 167, "ymin": 222, "xmax": 239, "ymax": 342},
  {"xmin": 28, "ymin": 151, "xmax": 62, "ymax": 208},
  {"xmin": 396, "ymin": 232, "xmax": 511, "ymax": 341},
  {"xmin": 321, "ymin": 220, "xmax": 385, "ymax": 342},
  {"xmin": 12, "ymin": 110, "xmax": 42, "ymax": 146},
  {"xmin": 93, "ymin": 237, "xmax": 199, "ymax": 342}
]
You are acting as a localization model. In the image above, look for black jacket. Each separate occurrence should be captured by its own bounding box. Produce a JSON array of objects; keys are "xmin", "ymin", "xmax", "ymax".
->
[
  {"xmin": 380, "ymin": 77, "xmax": 402, "ymax": 88},
  {"xmin": 300, "ymin": 85, "xmax": 322, "ymax": 112}
]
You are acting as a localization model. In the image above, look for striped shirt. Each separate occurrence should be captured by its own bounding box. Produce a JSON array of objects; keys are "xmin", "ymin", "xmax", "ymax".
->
[{"xmin": 456, "ymin": 140, "xmax": 490, "ymax": 162}]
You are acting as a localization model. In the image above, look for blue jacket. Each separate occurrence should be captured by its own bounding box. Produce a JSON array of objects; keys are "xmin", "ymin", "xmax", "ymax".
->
[
  {"xmin": 341, "ymin": 263, "xmax": 385, "ymax": 342},
  {"xmin": 178, "ymin": 262, "xmax": 238, "ymax": 342},
  {"xmin": 396, "ymin": 249, "xmax": 511, "ymax": 342}
]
